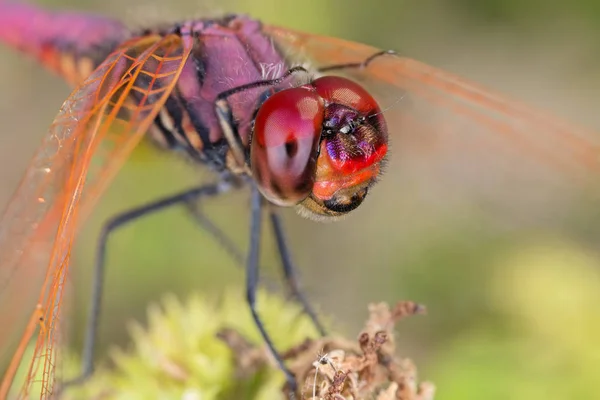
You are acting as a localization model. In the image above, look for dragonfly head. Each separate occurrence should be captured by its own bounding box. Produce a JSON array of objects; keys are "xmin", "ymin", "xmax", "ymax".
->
[{"xmin": 251, "ymin": 75, "xmax": 388, "ymax": 220}]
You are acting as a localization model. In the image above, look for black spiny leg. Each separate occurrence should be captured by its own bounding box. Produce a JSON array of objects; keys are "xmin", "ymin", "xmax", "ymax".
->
[
  {"xmin": 318, "ymin": 49, "xmax": 398, "ymax": 73},
  {"xmin": 246, "ymin": 185, "xmax": 298, "ymax": 396},
  {"xmin": 185, "ymin": 200, "xmax": 327, "ymax": 336},
  {"xmin": 184, "ymin": 200, "xmax": 245, "ymax": 266},
  {"xmin": 269, "ymin": 209, "xmax": 326, "ymax": 336},
  {"xmin": 62, "ymin": 182, "xmax": 229, "ymax": 389}
]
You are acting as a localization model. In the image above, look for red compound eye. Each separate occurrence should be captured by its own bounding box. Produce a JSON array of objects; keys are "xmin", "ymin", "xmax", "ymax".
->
[
  {"xmin": 251, "ymin": 86, "xmax": 325, "ymax": 206},
  {"xmin": 312, "ymin": 75, "xmax": 381, "ymax": 117}
]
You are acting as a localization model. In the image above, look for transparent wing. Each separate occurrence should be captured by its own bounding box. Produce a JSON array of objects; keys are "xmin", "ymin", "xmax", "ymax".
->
[
  {"xmin": 0, "ymin": 32, "xmax": 193, "ymax": 399},
  {"xmin": 266, "ymin": 26, "xmax": 600, "ymax": 221}
]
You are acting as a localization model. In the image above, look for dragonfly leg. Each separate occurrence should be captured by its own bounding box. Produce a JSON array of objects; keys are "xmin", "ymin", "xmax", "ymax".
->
[
  {"xmin": 185, "ymin": 200, "xmax": 326, "ymax": 337},
  {"xmin": 61, "ymin": 182, "xmax": 229, "ymax": 389},
  {"xmin": 269, "ymin": 209, "xmax": 327, "ymax": 336},
  {"xmin": 317, "ymin": 49, "xmax": 398, "ymax": 72},
  {"xmin": 184, "ymin": 200, "xmax": 245, "ymax": 266},
  {"xmin": 215, "ymin": 65, "xmax": 309, "ymax": 101},
  {"xmin": 246, "ymin": 185, "xmax": 298, "ymax": 397}
]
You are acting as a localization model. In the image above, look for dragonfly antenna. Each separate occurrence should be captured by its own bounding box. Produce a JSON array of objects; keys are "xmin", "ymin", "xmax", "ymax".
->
[{"xmin": 368, "ymin": 93, "xmax": 406, "ymax": 120}]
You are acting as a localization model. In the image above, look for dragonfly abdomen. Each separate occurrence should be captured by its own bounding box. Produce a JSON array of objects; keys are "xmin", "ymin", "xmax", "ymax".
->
[{"xmin": 0, "ymin": 2, "xmax": 128, "ymax": 86}]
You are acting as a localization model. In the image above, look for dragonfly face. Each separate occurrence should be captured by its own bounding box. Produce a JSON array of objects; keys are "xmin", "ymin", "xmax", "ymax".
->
[
  {"xmin": 1, "ymin": 2, "xmax": 600, "ymax": 399},
  {"xmin": 251, "ymin": 75, "xmax": 388, "ymax": 217}
]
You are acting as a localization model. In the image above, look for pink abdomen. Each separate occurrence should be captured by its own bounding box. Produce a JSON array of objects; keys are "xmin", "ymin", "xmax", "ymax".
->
[{"xmin": 0, "ymin": 1, "xmax": 128, "ymax": 83}]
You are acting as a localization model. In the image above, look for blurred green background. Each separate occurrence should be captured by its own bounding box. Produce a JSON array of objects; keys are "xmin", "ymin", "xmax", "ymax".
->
[{"xmin": 2, "ymin": 0, "xmax": 600, "ymax": 398}]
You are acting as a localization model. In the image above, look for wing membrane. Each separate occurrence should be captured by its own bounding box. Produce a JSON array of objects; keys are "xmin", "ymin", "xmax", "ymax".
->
[
  {"xmin": 0, "ymin": 32, "xmax": 193, "ymax": 399},
  {"xmin": 267, "ymin": 26, "xmax": 600, "ymax": 220}
]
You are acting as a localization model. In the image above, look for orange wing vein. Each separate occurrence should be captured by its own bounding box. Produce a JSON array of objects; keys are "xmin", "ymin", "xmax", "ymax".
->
[{"xmin": 0, "ymin": 31, "xmax": 193, "ymax": 399}]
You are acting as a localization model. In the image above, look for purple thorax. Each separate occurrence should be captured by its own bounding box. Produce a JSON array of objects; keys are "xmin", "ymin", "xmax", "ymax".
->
[{"xmin": 173, "ymin": 16, "xmax": 292, "ymax": 148}]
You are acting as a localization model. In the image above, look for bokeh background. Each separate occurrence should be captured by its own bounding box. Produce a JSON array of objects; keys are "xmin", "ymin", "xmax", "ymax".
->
[{"xmin": 2, "ymin": 0, "xmax": 600, "ymax": 398}]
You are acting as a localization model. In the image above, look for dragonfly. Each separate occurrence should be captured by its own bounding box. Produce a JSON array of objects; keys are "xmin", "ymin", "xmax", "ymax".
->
[{"xmin": 1, "ymin": 1, "xmax": 600, "ymax": 399}]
